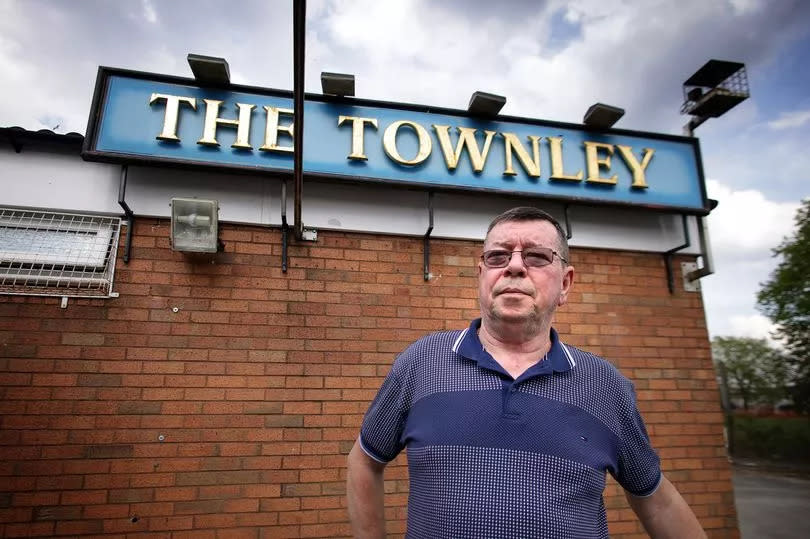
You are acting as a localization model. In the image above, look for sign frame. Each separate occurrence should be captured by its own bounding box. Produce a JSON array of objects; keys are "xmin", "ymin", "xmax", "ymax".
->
[{"xmin": 83, "ymin": 67, "xmax": 710, "ymax": 216}]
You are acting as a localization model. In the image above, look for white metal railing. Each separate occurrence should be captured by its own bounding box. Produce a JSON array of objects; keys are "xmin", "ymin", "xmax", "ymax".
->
[{"xmin": 0, "ymin": 208, "xmax": 121, "ymax": 297}]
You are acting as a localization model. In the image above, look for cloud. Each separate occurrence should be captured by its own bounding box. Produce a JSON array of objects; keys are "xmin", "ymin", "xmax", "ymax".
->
[
  {"xmin": 141, "ymin": 0, "xmax": 158, "ymax": 25},
  {"xmin": 701, "ymin": 179, "xmax": 798, "ymax": 338},
  {"xmin": 728, "ymin": 0, "xmax": 765, "ymax": 15},
  {"xmin": 768, "ymin": 109, "xmax": 810, "ymax": 130},
  {"xmin": 0, "ymin": 0, "xmax": 295, "ymax": 132},
  {"xmin": 304, "ymin": 0, "xmax": 810, "ymax": 135},
  {"xmin": 698, "ymin": 120, "xmax": 810, "ymax": 203},
  {"xmin": 2, "ymin": 0, "xmax": 809, "ymax": 136},
  {"xmin": 727, "ymin": 314, "xmax": 778, "ymax": 341},
  {"xmin": 706, "ymin": 179, "xmax": 799, "ymax": 260}
]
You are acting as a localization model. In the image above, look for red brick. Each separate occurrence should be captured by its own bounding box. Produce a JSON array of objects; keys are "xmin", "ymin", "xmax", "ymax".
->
[
  {"xmin": 3, "ymin": 521, "xmax": 55, "ymax": 537},
  {"xmin": 154, "ymin": 487, "xmax": 198, "ymax": 502},
  {"xmin": 60, "ymin": 490, "xmax": 107, "ymax": 505}
]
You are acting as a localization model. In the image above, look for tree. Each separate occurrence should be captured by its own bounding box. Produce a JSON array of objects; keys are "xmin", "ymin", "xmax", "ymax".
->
[
  {"xmin": 711, "ymin": 337, "xmax": 790, "ymax": 410},
  {"xmin": 757, "ymin": 198, "xmax": 810, "ymax": 413}
]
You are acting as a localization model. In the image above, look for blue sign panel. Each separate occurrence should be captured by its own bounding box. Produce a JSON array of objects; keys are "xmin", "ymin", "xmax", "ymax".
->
[{"xmin": 85, "ymin": 69, "xmax": 707, "ymax": 213}]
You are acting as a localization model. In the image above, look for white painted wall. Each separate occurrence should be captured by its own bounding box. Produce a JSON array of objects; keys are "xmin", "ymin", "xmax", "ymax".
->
[
  {"xmin": 2, "ymin": 145, "xmax": 120, "ymax": 215},
  {"xmin": 1, "ymin": 144, "xmax": 702, "ymax": 255}
]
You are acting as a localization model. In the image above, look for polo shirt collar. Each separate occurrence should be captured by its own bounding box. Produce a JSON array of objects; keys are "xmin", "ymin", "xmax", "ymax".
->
[{"xmin": 452, "ymin": 318, "xmax": 575, "ymax": 376}]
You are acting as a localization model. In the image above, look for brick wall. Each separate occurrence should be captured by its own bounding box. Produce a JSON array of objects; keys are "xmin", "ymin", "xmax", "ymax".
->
[{"xmin": 0, "ymin": 219, "xmax": 738, "ymax": 538}]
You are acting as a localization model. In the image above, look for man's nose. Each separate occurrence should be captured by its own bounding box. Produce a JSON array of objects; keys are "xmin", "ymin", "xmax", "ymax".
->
[{"xmin": 504, "ymin": 251, "xmax": 527, "ymax": 275}]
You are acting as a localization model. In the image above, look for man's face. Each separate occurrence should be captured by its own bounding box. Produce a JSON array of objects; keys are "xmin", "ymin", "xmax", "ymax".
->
[{"xmin": 478, "ymin": 220, "xmax": 574, "ymax": 329}]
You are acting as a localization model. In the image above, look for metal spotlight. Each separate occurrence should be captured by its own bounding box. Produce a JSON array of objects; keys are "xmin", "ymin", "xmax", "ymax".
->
[
  {"xmin": 467, "ymin": 91, "xmax": 506, "ymax": 117},
  {"xmin": 321, "ymin": 72, "xmax": 355, "ymax": 97},
  {"xmin": 583, "ymin": 103, "xmax": 625, "ymax": 128},
  {"xmin": 170, "ymin": 198, "xmax": 219, "ymax": 253},
  {"xmin": 187, "ymin": 54, "xmax": 230, "ymax": 86}
]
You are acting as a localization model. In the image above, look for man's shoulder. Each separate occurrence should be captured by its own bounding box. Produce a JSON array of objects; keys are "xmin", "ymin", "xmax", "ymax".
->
[
  {"xmin": 400, "ymin": 328, "xmax": 466, "ymax": 360},
  {"xmin": 561, "ymin": 343, "xmax": 632, "ymax": 387},
  {"xmin": 552, "ymin": 342, "xmax": 641, "ymax": 430}
]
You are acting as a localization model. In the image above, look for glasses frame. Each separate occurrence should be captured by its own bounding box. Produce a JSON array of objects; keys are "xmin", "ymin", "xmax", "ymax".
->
[{"xmin": 480, "ymin": 247, "xmax": 568, "ymax": 268}]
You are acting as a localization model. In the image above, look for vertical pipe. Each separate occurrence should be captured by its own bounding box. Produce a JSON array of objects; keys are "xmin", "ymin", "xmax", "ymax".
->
[
  {"xmin": 423, "ymin": 192, "xmax": 434, "ymax": 281},
  {"xmin": 117, "ymin": 165, "xmax": 133, "ymax": 264},
  {"xmin": 292, "ymin": 0, "xmax": 306, "ymax": 240},
  {"xmin": 687, "ymin": 216, "xmax": 715, "ymax": 281},
  {"xmin": 281, "ymin": 180, "xmax": 288, "ymax": 273},
  {"xmin": 664, "ymin": 214, "xmax": 691, "ymax": 294},
  {"xmin": 563, "ymin": 204, "xmax": 572, "ymax": 240}
]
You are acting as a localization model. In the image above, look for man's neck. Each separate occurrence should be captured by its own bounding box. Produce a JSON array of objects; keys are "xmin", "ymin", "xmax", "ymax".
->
[{"xmin": 478, "ymin": 318, "xmax": 552, "ymax": 358}]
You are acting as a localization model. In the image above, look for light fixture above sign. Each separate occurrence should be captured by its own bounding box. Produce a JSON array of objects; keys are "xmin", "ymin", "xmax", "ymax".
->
[
  {"xmin": 187, "ymin": 53, "xmax": 230, "ymax": 86},
  {"xmin": 321, "ymin": 72, "xmax": 355, "ymax": 97},
  {"xmin": 170, "ymin": 197, "xmax": 219, "ymax": 253},
  {"xmin": 583, "ymin": 103, "xmax": 625, "ymax": 128},
  {"xmin": 467, "ymin": 91, "xmax": 506, "ymax": 117}
]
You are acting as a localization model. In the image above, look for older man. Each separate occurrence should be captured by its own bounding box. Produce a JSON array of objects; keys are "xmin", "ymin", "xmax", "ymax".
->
[{"xmin": 347, "ymin": 207, "xmax": 705, "ymax": 538}]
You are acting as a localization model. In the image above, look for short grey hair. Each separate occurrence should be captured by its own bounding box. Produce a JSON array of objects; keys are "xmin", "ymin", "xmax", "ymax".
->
[{"xmin": 485, "ymin": 206, "xmax": 569, "ymax": 263}]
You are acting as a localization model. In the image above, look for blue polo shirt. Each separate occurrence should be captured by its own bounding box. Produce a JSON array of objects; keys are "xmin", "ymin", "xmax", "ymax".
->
[{"xmin": 359, "ymin": 319, "xmax": 661, "ymax": 539}]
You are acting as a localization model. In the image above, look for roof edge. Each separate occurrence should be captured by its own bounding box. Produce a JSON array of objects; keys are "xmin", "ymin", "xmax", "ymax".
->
[{"xmin": 0, "ymin": 126, "xmax": 84, "ymax": 153}]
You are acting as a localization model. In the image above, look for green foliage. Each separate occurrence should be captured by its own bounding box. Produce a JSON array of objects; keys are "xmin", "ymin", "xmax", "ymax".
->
[
  {"xmin": 712, "ymin": 337, "xmax": 790, "ymax": 410},
  {"xmin": 732, "ymin": 416, "xmax": 810, "ymax": 461},
  {"xmin": 757, "ymin": 198, "xmax": 810, "ymax": 413}
]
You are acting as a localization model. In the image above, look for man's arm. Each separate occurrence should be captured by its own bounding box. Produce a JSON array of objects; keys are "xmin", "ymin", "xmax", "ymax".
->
[
  {"xmin": 625, "ymin": 474, "xmax": 706, "ymax": 539},
  {"xmin": 347, "ymin": 439, "xmax": 387, "ymax": 539}
]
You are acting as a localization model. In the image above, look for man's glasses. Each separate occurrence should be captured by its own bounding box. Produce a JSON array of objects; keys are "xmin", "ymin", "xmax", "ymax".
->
[{"xmin": 480, "ymin": 247, "xmax": 567, "ymax": 268}]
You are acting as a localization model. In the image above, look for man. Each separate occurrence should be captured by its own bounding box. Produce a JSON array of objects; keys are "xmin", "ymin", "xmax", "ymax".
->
[{"xmin": 347, "ymin": 207, "xmax": 705, "ymax": 538}]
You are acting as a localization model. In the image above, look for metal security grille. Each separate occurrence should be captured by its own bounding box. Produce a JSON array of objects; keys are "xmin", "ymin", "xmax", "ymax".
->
[{"xmin": 0, "ymin": 208, "xmax": 121, "ymax": 297}]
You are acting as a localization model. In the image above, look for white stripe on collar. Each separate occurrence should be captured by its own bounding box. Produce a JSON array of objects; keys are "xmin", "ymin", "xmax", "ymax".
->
[
  {"xmin": 561, "ymin": 343, "xmax": 577, "ymax": 368},
  {"xmin": 451, "ymin": 327, "xmax": 469, "ymax": 354}
]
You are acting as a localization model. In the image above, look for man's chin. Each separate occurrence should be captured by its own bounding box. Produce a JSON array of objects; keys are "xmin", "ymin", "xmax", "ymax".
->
[{"xmin": 490, "ymin": 308, "xmax": 536, "ymax": 324}]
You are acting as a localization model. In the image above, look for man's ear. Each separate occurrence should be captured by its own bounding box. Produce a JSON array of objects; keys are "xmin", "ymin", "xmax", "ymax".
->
[{"xmin": 558, "ymin": 265, "xmax": 575, "ymax": 306}]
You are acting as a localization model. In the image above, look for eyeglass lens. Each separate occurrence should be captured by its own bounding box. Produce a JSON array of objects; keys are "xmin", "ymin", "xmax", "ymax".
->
[{"xmin": 482, "ymin": 248, "xmax": 555, "ymax": 268}]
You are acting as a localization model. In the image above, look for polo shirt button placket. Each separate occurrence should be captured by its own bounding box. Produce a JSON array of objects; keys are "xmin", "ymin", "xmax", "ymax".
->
[{"xmin": 502, "ymin": 383, "xmax": 521, "ymax": 417}]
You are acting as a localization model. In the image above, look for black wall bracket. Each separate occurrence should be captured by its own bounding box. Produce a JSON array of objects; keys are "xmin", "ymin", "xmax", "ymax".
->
[
  {"xmin": 118, "ymin": 165, "xmax": 134, "ymax": 264},
  {"xmin": 281, "ymin": 180, "xmax": 289, "ymax": 273},
  {"xmin": 563, "ymin": 204, "xmax": 573, "ymax": 240},
  {"xmin": 663, "ymin": 214, "xmax": 691, "ymax": 294},
  {"xmin": 423, "ymin": 192, "xmax": 434, "ymax": 281}
]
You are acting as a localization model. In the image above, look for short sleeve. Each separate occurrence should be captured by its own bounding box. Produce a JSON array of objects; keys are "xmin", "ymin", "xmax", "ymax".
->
[
  {"xmin": 359, "ymin": 354, "xmax": 411, "ymax": 463},
  {"xmin": 611, "ymin": 379, "xmax": 662, "ymax": 496}
]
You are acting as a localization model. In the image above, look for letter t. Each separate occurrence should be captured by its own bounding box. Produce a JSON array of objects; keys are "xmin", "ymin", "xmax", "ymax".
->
[{"xmin": 149, "ymin": 93, "xmax": 197, "ymax": 142}]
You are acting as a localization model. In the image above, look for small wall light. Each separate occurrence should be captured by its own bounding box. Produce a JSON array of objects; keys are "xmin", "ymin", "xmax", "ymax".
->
[
  {"xmin": 583, "ymin": 103, "xmax": 625, "ymax": 128},
  {"xmin": 170, "ymin": 198, "xmax": 219, "ymax": 253},
  {"xmin": 467, "ymin": 91, "xmax": 506, "ymax": 117},
  {"xmin": 321, "ymin": 72, "xmax": 355, "ymax": 97}
]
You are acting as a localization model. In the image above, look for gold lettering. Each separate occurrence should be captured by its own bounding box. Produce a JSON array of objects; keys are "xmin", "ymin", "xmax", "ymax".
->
[
  {"xmin": 548, "ymin": 136, "xmax": 583, "ymax": 182},
  {"xmin": 501, "ymin": 133, "xmax": 541, "ymax": 178},
  {"xmin": 149, "ymin": 93, "xmax": 196, "ymax": 142},
  {"xmin": 584, "ymin": 141, "xmax": 617, "ymax": 185},
  {"xmin": 197, "ymin": 99, "xmax": 255, "ymax": 149},
  {"xmin": 616, "ymin": 145, "xmax": 655, "ymax": 189},
  {"xmin": 260, "ymin": 106, "xmax": 295, "ymax": 153},
  {"xmin": 382, "ymin": 120, "xmax": 432, "ymax": 165},
  {"xmin": 432, "ymin": 126, "xmax": 495, "ymax": 173},
  {"xmin": 338, "ymin": 115, "xmax": 378, "ymax": 160}
]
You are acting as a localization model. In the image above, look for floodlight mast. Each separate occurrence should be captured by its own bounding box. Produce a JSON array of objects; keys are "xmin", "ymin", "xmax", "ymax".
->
[
  {"xmin": 680, "ymin": 59, "xmax": 750, "ymax": 283},
  {"xmin": 681, "ymin": 59, "xmax": 749, "ymax": 136}
]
